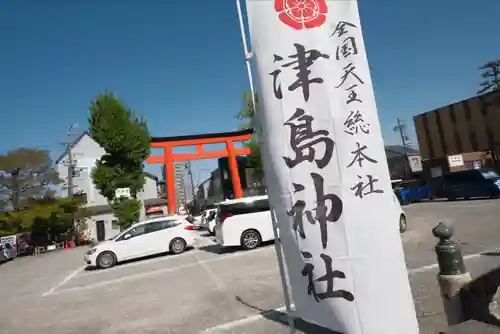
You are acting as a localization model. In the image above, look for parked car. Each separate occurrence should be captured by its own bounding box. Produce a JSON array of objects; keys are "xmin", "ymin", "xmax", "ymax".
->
[
  {"xmin": 215, "ymin": 195, "xmax": 273, "ymax": 250},
  {"xmin": 393, "ymin": 179, "xmax": 433, "ymax": 205},
  {"xmin": 0, "ymin": 242, "xmax": 17, "ymax": 262},
  {"xmin": 442, "ymin": 168, "xmax": 500, "ymax": 200},
  {"xmin": 189, "ymin": 215, "xmax": 203, "ymax": 230},
  {"xmin": 201, "ymin": 209, "xmax": 217, "ymax": 235},
  {"xmin": 84, "ymin": 215, "xmax": 197, "ymax": 269},
  {"xmin": 0, "ymin": 246, "xmax": 8, "ymax": 263},
  {"xmin": 394, "ymin": 192, "xmax": 408, "ymax": 233},
  {"xmin": 214, "ymin": 194, "xmax": 408, "ymax": 251},
  {"xmin": 16, "ymin": 233, "xmax": 34, "ymax": 256}
]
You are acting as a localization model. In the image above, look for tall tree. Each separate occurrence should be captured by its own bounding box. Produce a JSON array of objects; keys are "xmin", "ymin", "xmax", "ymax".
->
[
  {"xmin": 0, "ymin": 148, "xmax": 60, "ymax": 211},
  {"xmin": 89, "ymin": 91, "xmax": 150, "ymax": 228},
  {"xmin": 236, "ymin": 91, "xmax": 264, "ymax": 180},
  {"xmin": 237, "ymin": 91, "xmax": 259, "ymax": 131},
  {"xmin": 477, "ymin": 60, "xmax": 500, "ymax": 165},
  {"xmin": 477, "ymin": 59, "xmax": 500, "ymax": 95}
]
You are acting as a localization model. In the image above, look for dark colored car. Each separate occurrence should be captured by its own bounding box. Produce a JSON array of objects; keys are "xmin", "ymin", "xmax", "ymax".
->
[
  {"xmin": 393, "ymin": 179, "xmax": 433, "ymax": 205},
  {"xmin": 442, "ymin": 168, "xmax": 500, "ymax": 200}
]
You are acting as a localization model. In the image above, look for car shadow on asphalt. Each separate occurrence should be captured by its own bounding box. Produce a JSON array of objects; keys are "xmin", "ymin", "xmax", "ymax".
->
[
  {"xmin": 198, "ymin": 244, "xmax": 241, "ymax": 255},
  {"xmin": 84, "ymin": 248, "xmax": 197, "ymax": 271},
  {"xmin": 198, "ymin": 241, "xmax": 275, "ymax": 255},
  {"xmin": 235, "ymin": 296, "xmax": 342, "ymax": 333}
]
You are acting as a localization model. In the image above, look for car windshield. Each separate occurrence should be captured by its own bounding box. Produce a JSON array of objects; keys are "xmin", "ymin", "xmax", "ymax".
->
[{"xmin": 481, "ymin": 169, "xmax": 500, "ymax": 179}]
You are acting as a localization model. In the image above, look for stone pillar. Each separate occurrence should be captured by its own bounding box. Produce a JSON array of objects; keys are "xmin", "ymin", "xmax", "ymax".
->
[{"xmin": 433, "ymin": 221, "xmax": 473, "ymax": 326}]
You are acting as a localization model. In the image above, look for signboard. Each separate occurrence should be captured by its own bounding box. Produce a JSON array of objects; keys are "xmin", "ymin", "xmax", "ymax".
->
[
  {"xmin": 448, "ymin": 154, "xmax": 464, "ymax": 167},
  {"xmin": 0, "ymin": 235, "xmax": 17, "ymax": 247},
  {"xmin": 408, "ymin": 155, "xmax": 423, "ymax": 172},
  {"xmin": 245, "ymin": 0, "xmax": 418, "ymax": 332},
  {"xmin": 115, "ymin": 187, "xmax": 131, "ymax": 199}
]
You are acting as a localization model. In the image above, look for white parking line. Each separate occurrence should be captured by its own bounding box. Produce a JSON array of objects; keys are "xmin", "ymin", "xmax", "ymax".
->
[
  {"xmin": 203, "ymin": 304, "xmax": 295, "ymax": 333},
  {"xmin": 407, "ymin": 252, "xmax": 482, "ymax": 275},
  {"xmin": 42, "ymin": 266, "xmax": 85, "ymax": 297},
  {"xmin": 48, "ymin": 247, "xmax": 273, "ymax": 296}
]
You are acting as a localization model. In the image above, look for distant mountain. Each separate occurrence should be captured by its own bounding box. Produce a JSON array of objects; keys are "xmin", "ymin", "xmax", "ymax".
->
[{"xmin": 384, "ymin": 145, "xmax": 419, "ymax": 159}]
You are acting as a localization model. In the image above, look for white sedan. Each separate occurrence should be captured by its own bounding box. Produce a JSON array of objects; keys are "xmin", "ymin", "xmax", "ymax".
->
[{"xmin": 84, "ymin": 216, "xmax": 197, "ymax": 269}]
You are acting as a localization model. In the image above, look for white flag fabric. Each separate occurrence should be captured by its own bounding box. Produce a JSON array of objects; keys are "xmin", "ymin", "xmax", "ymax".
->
[{"xmin": 245, "ymin": 0, "xmax": 419, "ymax": 333}]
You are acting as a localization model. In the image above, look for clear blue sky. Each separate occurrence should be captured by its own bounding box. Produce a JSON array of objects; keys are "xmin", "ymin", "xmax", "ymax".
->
[{"xmin": 1, "ymin": 1, "xmax": 499, "ymax": 183}]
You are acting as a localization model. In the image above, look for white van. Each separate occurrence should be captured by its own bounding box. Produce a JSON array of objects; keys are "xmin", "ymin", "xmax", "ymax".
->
[
  {"xmin": 215, "ymin": 195, "xmax": 274, "ymax": 250},
  {"xmin": 215, "ymin": 194, "xmax": 407, "ymax": 250}
]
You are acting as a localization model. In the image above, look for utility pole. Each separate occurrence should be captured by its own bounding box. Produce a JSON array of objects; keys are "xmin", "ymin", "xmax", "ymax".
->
[
  {"xmin": 394, "ymin": 118, "xmax": 410, "ymax": 178},
  {"xmin": 62, "ymin": 124, "xmax": 80, "ymax": 243},
  {"xmin": 65, "ymin": 124, "xmax": 80, "ymax": 198},
  {"xmin": 11, "ymin": 168, "xmax": 20, "ymax": 211},
  {"xmin": 67, "ymin": 144, "xmax": 74, "ymax": 197},
  {"xmin": 396, "ymin": 118, "xmax": 408, "ymax": 153},
  {"xmin": 180, "ymin": 174, "xmax": 187, "ymax": 210}
]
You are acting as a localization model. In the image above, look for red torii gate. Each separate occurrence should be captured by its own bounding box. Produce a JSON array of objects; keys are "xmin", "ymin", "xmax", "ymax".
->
[{"xmin": 147, "ymin": 129, "xmax": 252, "ymax": 214}]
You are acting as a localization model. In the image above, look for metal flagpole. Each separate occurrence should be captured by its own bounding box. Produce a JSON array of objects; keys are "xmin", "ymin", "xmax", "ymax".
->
[{"xmin": 235, "ymin": 1, "xmax": 295, "ymax": 333}]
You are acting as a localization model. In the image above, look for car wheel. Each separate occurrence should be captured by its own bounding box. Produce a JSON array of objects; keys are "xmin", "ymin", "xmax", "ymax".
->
[
  {"xmin": 169, "ymin": 238, "xmax": 187, "ymax": 254},
  {"xmin": 97, "ymin": 251, "xmax": 117, "ymax": 269},
  {"xmin": 399, "ymin": 214, "xmax": 407, "ymax": 233},
  {"xmin": 241, "ymin": 229, "xmax": 262, "ymax": 250},
  {"xmin": 489, "ymin": 190, "xmax": 499, "ymax": 199}
]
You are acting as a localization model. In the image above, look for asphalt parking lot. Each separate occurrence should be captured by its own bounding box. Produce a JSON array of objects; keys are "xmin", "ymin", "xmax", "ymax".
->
[{"xmin": 2, "ymin": 199, "xmax": 500, "ymax": 334}]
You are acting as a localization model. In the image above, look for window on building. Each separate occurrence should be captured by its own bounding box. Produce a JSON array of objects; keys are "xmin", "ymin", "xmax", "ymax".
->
[
  {"xmin": 112, "ymin": 220, "xmax": 119, "ymax": 230},
  {"xmin": 72, "ymin": 169, "xmax": 81, "ymax": 178}
]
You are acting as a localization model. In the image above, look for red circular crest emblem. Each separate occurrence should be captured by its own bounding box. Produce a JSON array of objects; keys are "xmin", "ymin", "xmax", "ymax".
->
[{"xmin": 275, "ymin": 0, "xmax": 328, "ymax": 30}]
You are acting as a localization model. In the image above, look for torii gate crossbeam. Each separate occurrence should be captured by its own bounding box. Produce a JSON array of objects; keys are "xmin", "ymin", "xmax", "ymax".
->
[{"xmin": 147, "ymin": 129, "xmax": 252, "ymax": 214}]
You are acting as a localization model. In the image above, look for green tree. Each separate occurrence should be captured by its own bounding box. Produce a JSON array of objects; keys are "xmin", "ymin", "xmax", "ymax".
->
[
  {"xmin": 0, "ymin": 148, "xmax": 61, "ymax": 211},
  {"xmin": 237, "ymin": 91, "xmax": 264, "ymax": 180},
  {"xmin": 237, "ymin": 91, "xmax": 259, "ymax": 130},
  {"xmin": 477, "ymin": 60, "xmax": 500, "ymax": 165},
  {"xmin": 477, "ymin": 59, "xmax": 500, "ymax": 95},
  {"xmin": 0, "ymin": 196, "xmax": 89, "ymax": 241},
  {"xmin": 89, "ymin": 91, "xmax": 150, "ymax": 229}
]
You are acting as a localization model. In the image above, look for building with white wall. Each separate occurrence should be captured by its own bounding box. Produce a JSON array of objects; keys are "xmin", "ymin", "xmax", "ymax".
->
[{"xmin": 56, "ymin": 132, "xmax": 166, "ymax": 242}]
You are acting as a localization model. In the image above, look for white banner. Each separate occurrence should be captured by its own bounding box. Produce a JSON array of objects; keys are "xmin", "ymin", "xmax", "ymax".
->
[
  {"xmin": 0, "ymin": 235, "xmax": 17, "ymax": 247},
  {"xmin": 245, "ymin": 0, "xmax": 418, "ymax": 332},
  {"xmin": 409, "ymin": 155, "xmax": 423, "ymax": 172}
]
